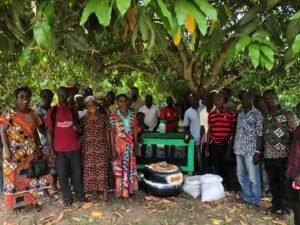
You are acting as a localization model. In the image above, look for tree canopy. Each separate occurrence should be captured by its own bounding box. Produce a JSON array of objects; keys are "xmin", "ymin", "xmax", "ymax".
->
[{"xmin": 0, "ymin": 0, "xmax": 299, "ymax": 108}]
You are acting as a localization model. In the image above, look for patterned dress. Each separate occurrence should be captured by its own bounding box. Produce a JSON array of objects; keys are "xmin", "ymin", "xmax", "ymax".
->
[
  {"xmin": 80, "ymin": 115, "xmax": 110, "ymax": 192},
  {"xmin": 1, "ymin": 109, "xmax": 52, "ymax": 209},
  {"xmin": 110, "ymin": 109, "xmax": 138, "ymax": 198}
]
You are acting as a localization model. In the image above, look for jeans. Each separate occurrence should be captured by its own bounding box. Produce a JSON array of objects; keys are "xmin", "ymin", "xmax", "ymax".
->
[
  {"xmin": 236, "ymin": 155, "xmax": 261, "ymax": 205},
  {"xmin": 55, "ymin": 150, "xmax": 84, "ymax": 204},
  {"xmin": 265, "ymin": 158, "xmax": 289, "ymax": 213},
  {"xmin": 141, "ymin": 144, "xmax": 157, "ymax": 159}
]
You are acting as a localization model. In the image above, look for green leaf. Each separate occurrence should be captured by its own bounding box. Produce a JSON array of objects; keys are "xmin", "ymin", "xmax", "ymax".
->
[
  {"xmin": 157, "ymin": 0, "xmax": 175, "ymax": 30},
  {"xmin": 239, "ymin": 6, "xmax": 260, "ymax": 26},
  {"xmin": 260, "ymin": 52, "xmax": 273, "ymax": 71},
  {"xmin": 139, "ymin": 10, "xmax": 149, "ymax": 41},
  {"xmin": 292, "ymin": 34, "xmax": 300, "ymax": 54},
  {"xmin": 116, "ymin": 0, "xmax": 131, "ymax": 17},
  {"xmin": 260, "ymin": 44, "xmax": 274, "ymax": 64},
  {"xmin": 144, "ymin": 0, "xmax": 151, "ymax": 6},
  {"xmin": 290, "ymin": 11, "xmax": 300, "ymax": 20},
  {"xmin": 174, "ymin": 0, "xmax": 189, "ymax": 25},
  {"xmin": 43, "ymin": 2, "xmax": 54, "ymax": 25},
  {"xmin": 252, "ymin": 30, "xmax": 269, "ymax": 39},
  {"xmin": 248, "ymin": 43, "xmax": 260, "ymax": 68},
  {"xmin": 33, "ymin": 19, "xmax": 53, "ymax": 50},
  {"xmin": 18, "ymin": 41, "xmax": 34, "ymax": 68},
  {"xmin": 95, "ymin": 0, "xmax": 112, "ymax": 26},
  {"xmin": 235, "ymin": 34, "xmax": 251, "ymax": 55},
  {"xmin": 186, "ymin": 1, "xmax": 207, "ymax": 35},
  {"xmin": 131, "ymin": 25, "xmax": 138, "ymax": 50},
  {"xmin": 286, "ymin": 19, "xmax": 300, "ymax": 45},
  {"xmin": 80, "ymin": 0, "xmax": 98, "ymax": 26},
  {"xmin": 145, "ymin": 16, "xmax": 156, "ymax": 50},
  {"xmin": 193, "ymin": 0, "xmax": 217, "ymax": 21}
]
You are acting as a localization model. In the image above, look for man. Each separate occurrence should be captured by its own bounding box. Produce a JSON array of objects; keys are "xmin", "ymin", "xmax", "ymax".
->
[
  {"xmin": 205, "ymin": 93, "xmax": 238, "ymax": 194},
  {"xmin": 67, "ymin": 86, "xmax": 79, "ymax": 107},
  {"xmin": 261, "ymin": 90, "xmax": 297, "ymax": 217},
  {"xmin": 285, "ymin": 102, "xmax": 300, "ymax": 225},
  {"xmin": 107, "ymin": 91, "xmax": 116, "ymax": 112},
  {"xmin": 130, "ymin": 87, "xmax": 144, "ymax": 113},
  {"xmin": 74, "ymin": 94, "xmax": 86, "ymax": 119},
  {"xmin": 160, "ymin": 96, "xmax": 178, "ymax": 161},
  {"xmin": 234, "ymin": 92, "xmax": 263, "ymax": 206},
  {"xmin": 46, "ymin": 87, "xmax": 84, "ymax": 208},
  {"xmin": 139, "ymin": 95, "xmax": 160, "ymax": 159},
  {"xmin": 220, "ymin": 88, "xmax": 236, "ymax": 111},
  {"xmin": 183, "ymin": 93, "xmax": 204, "ymax": 174}
]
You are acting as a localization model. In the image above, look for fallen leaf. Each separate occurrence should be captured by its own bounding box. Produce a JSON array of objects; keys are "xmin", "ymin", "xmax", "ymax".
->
[
  {"xmin": 211, "ymin": 218, "xmax": 222, "ymax": 224},
  {"xmin": 272, "ymin": 220, "xmax": 287, "ymax": 225},
  {"xmin": 160, "ymin": 199, "xmax": 172, "ymax": 204},
  {"xmin": 38, "ymin": 214, "xmax": 55, "ymax": 223},
  {"xmin": 225, "ymin": 215, "xmax": 232, "ymax": 223},
  {"xmin": 229, "ymin": 206, "xmax": 236, "ymax": 213},
  {"xmin": 240, "ymin": 220, "xmax": 247, "ymax": 225},
  {"xmin": 240, "ymin": 215, "xmax": 246, "ymax": 221},
  {"xmin": 261, "ymin": 197, "xmax": 271, "ymax": 202},
  {"xmin": 72, "ymin": 217, "xmax": 81, "ymax": 222},
  {"xmin": 82, "ymin": 202, "xmax": 93, "ymax": 210},
  {"xmin": 203, "ymin": 204, "xmax": 212, "ymax": 209},
  {"xmin": 158, "ymin": 210, "xmax": 167, "ymax": 213},
  {"xmin": 114, "ymin": 211, "xmax": 124, "ymax": 218},
  {"xmin": 148, "ymin": 209, "xmax": 157, "ymax": 214},
  {"xmin": 262, "ymin": 216, "xmax": 273, "ymax": 220},
  {"xmin": 126, "ymin": 208, "xmax": 134, "ymax": 213},
  {"xmin": 91, "ymin": 211, "xmax": 103, "ymax": 218},
  {"xmin": 53, "ymin": 212, "xmax": 64, "ymax": 224},
  {"xmin": 121, "ymin": 204, "xmax": 126, "ymax": 210}
]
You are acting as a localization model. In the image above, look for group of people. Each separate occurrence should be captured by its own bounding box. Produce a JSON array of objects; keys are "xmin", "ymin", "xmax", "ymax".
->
[
  {"xmin": 0, "ymin": 85, "xmax": 299, "ymax": 225},
  {"xmin": 183, "ymin": 87, "xmax": 300, "ymax": 224},
  {"xmin": 0, "ymin": 86, "xmax": 141, "ymax": 212}
]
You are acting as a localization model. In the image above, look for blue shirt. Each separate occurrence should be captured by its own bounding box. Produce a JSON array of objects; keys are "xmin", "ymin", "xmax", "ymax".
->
[
  {"xmin": 234, "ymin": 107, "xmax": 263, "ymax": 156},
  {"xmin": 183, "ymin": 106, "xmax": 204, "ymax": 145}
]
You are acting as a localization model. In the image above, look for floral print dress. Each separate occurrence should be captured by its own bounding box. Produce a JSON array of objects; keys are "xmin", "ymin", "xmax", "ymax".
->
[{"xmin": 110, "ymin": 109, "xmax": 138, "ymax": 198}]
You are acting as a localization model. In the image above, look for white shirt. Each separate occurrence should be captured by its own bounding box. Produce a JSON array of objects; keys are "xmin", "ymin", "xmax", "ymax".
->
[
  {"xmin": 139, "ymin": 105, "xmax": 160, "ymax": 131},
  {"xmin": 183, "ymin": 106, "xmax": 204, "ymax": 145}
]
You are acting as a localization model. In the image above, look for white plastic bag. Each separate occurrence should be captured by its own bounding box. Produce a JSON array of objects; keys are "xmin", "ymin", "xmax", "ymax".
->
[
  {"xmin": 182, "ymin": 175, "xmax": 202, "ymax": 198},
  {"xmin": 200, "ymin": 174, "xmax": 225, "ymax": 202}
]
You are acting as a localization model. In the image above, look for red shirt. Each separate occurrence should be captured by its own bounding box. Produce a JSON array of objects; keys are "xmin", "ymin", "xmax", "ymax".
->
[
  {"xmin": 208, "ymin": 107, "xmax": 236, "ymax": 144},
  {"xmin": 45, "ymin": 104, "xmax": 80, "ymax": 152},
  {"xmin": 160, "ymin": 107, "xmax": 178, "ymax": 132}
]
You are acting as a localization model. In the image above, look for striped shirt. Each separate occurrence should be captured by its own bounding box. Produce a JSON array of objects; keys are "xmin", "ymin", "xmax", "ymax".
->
[{"xmin": 208, "ymin": 107, "xmax": 237, "ymax": 144}]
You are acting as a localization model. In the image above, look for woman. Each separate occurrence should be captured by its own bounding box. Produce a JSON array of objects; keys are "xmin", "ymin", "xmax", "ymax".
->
[
  {"xmin": 36, "ymin": 89, "xmax": 58, "ymax": 194},
  {"xmin": 110, "ymin": 94, "xmax": 138, "ymax": 198},
  {"xmin": 79, "ymin": 96, "xmax": 111, "ymax": 202},
  {"xmin": 1, "ymin": 87, "xmax": 52, "ymax": 211}
]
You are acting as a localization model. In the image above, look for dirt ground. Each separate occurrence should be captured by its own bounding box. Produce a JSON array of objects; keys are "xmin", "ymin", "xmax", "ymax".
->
[{"xmin": 0, "ymin": 188, "xmax": 294, "ymax": 225}]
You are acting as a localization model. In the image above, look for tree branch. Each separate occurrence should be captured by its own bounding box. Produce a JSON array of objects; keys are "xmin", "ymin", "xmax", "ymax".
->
[
  {"xmin": 104, "ymin": 62, "xmax": 156, "ymax": 75},
  {"xmin": 216, "ymin": 64, "xmax": 250, "ymax": 90},
  {"xmin": 203, "ymin": 37, "xmax": 237, "ymax": 88}
]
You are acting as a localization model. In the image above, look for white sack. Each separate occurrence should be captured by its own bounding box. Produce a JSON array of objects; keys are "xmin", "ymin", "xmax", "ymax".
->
[
  {"xmin": 200, "ymin": 174, "xmax": 225, "ymax": 202},
  {"xmin": 182, "ymin": 175, "xmax": 202, "ymax": 199}
]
